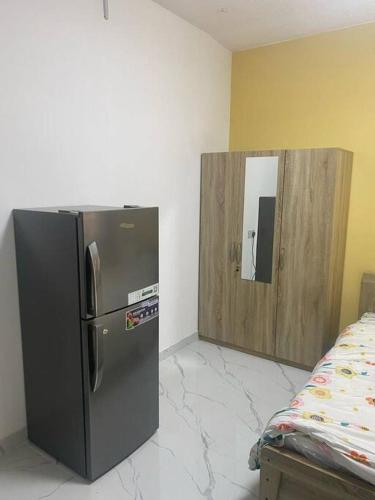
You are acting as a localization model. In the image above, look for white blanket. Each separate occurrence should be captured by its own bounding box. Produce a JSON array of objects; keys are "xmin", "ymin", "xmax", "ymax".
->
[{"xmin": 250, "ymin": 313, "xmax": 375, "ymax": 486}]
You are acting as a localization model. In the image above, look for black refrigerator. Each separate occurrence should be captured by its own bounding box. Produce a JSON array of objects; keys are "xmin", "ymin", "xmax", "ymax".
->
[{"xmin": 13, "ymin": 206, "xmax": 159, "ymax": 480}]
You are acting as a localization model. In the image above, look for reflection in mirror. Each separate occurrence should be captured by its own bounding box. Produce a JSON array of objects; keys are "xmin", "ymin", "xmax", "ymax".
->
[{"xmin": 241, "ymin": 156, "xmax": 278, "ymax": 283}]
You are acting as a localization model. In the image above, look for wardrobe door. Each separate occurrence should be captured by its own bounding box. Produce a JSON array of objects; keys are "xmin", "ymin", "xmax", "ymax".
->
[
  {"xmin": 275, "ymin": 149, "xmax": 340, "ymax": 368},
  {"xmin": 233, "ymin": 151, "xmax": 286, "ymax": 355},
  {"xmin": 199, "ymin": 153, "xmax": 243, "ymax": 344}
]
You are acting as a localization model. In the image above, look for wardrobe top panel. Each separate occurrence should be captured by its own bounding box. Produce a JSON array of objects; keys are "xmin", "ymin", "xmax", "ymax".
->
[{"xmin": 202, "ymin": 147, "xmax": 353, "ymax": 156}]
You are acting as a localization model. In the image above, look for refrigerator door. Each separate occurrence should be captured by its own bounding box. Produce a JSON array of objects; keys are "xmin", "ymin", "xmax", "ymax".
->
[
  {"xmin": 79, "ymin": 207, "xmax": 158, "ymax": 319},
  {"xmin": 82, "ymin": 298, "xmax": 159, "ymax": 480}
]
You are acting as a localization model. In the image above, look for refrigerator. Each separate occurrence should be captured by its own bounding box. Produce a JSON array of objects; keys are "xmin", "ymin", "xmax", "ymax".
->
[{"xmin": 13, "ymin": 206, "xmax": 159, "ymax": 480}]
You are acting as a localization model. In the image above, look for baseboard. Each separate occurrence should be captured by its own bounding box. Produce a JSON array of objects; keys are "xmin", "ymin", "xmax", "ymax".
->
[
  {"xmin": 159, "ymin": 332, "xmax": 198, "ymax": 361},
  {"xmin": 199, "ymin": 335, "xmax": 312, "ymax": 372},
  {"xmin": 0, "ymin": 427, "xmax": 27, "ymax": 454}
]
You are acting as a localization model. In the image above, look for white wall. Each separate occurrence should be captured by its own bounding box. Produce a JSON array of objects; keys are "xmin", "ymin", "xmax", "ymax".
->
[{"xmin": 0, "ymin": 0, "xmax": 231, "ymax": 440}]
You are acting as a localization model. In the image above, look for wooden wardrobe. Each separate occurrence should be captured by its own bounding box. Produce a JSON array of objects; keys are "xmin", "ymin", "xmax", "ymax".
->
[{"xmin": 198, "ymin": 148, "xmax": 353, "ymax": 370}]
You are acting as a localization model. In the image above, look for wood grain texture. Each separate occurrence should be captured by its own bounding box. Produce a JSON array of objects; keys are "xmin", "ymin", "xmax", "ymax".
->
[
  {"xmin": 198, "ymin": 153, "xmax": 243, "ymax": 344},
  {"xmin": 199, "ymin": 148, "xmax": 352, "ymax": 370},
  {"xmin": 275, "ymin": 149, "xmax": 352, "ymax": 368},
  {"xmin": 359, "ymin": 273, "xmax": 375, "ymax": 317},
  {"xmin": 232, "ymin": 151, "xmax": 285, "ymax": 355},
  {"xmin": 199, "ymin": 151, "xmax": 285, "ymax": 354},
  {"xmin": 260, "ymin": 446, "xmax": 375, "ymax": 500},
  {"xmin": 326, "ymin": 149, "xmax": 353, "ymax": 348},
  {"xmin": 199, "ymin": 154, "xmax": 226, "ymax": 342},
  {"xmin": 222, "ymin": 153, "xmax": 245, "ymax": 344},
  {"xmin": 260, "ymin": 454, "xmax": 281, "ymax": 500}
]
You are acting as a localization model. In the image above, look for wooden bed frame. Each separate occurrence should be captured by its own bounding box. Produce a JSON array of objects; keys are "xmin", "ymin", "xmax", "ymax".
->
[
  {"xmin": 259, "ymin": 273, "xmax": 375, "ymax": 500},
  {"xmin": 260, "ymin": 446, "xmax": 375, "ymax": 500}
]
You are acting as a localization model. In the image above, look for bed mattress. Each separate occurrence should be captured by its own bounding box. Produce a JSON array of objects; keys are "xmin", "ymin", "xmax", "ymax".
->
[{"xmin": 250, "ymin": 313, "xmax": 375, "ymax": 486}]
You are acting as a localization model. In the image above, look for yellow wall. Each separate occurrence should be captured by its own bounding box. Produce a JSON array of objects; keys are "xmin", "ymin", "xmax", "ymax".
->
[{"xmin": 230, "ymin": 23, "xmax": 375, "ymax": 328}]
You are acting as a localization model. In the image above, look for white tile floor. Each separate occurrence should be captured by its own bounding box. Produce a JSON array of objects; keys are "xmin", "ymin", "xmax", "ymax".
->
[{"xmin": 0, "ymin": 340, "xmax": 309, "ymax": 500}]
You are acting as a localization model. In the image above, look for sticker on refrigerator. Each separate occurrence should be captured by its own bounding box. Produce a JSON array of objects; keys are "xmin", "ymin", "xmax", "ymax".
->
[
  {"xmin": 126, "ymin": 297, "xmax": 159, "ymax": 331},
  {"xmin": 128, "ymin": 283, "xmax": 159, "ymax": 305}
]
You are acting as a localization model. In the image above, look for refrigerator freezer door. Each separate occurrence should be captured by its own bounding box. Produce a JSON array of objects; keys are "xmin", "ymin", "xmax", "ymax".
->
[
  {"xmin": 82, "ymin": 300, "xmax": 159, "ymax": 480},
  {"xmin": 79, "ymin": 207, "xmax": 158, "ymax": 318}
]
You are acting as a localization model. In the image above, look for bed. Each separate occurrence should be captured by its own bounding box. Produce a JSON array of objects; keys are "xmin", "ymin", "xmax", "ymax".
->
[{"xmin": 252, "ymin": 273, "xmax": 375, "ymax": 500}]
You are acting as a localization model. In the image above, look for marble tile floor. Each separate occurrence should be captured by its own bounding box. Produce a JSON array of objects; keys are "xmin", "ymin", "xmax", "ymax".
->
[{"xmin": 0, "ymin": 340, "xmax": 310, "ymax": 500}]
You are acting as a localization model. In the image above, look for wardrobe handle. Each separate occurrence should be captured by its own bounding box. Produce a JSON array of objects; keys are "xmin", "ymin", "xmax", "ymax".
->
[
  {"xmin": 229, "ymin": 242, "xmax": 236, "ymax": 263},
  {"xmin": 279, "ymin": 248, "xmax": 286, "ymax": 271},
  {"xmin": 235, "ymin": 242, "xmax": 242, "ymax": 266}
]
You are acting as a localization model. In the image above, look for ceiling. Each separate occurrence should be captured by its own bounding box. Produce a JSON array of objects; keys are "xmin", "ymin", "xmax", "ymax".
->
[{"xmin": 153, "ymin": 0, "xmax": 375, "ymax": 51}]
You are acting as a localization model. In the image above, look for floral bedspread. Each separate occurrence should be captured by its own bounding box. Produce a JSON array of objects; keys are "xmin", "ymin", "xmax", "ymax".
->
[{"xmin": 249, "ymin": 313, "xmax": 375, "ymax": 485}]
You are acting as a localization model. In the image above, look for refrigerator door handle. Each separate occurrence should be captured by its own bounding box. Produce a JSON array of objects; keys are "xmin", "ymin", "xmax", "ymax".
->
[
  {"xmin": 87, "ymin": 241, "xmax": 103, "ymax": 317},
  {"xmin": 89, "ymin": 324, "xmax": 104, "ymax": 392}
]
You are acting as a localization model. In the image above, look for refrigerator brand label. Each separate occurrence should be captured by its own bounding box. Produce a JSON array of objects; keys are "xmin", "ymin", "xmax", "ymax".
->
[
  {"xmin": 126, "ymin": 297, "xmax": 159, "ymax": 331},
  {"xmin": 128, "ymin": 283, "xmax": 159, "ymax": 305}
]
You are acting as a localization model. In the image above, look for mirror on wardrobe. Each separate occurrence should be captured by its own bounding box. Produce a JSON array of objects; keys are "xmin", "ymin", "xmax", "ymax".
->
[{"xmin": 241, "ymin": 156, "xmax": 278, "ymax": 283}]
